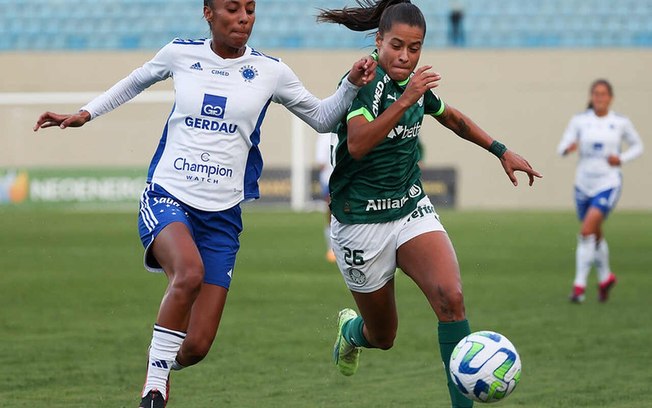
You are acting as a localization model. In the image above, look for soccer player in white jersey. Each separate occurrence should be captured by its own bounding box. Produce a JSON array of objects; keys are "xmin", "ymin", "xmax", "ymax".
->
[
  {"xmin": 33, "ymin": 1, "xmax": 376, "ymax": 406},
  {"xmin": 558, "ymin": 79, "xmax": 643, "ymax": 304}
]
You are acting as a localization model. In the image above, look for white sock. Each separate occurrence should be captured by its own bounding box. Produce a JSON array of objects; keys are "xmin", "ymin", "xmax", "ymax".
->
[
  {"xmin": 595, "ymin": 238, "xmax": 611, "ymax": 283},
  {"xmin": 574, "ymin": 234, "xmax": 596, "ymax": 288},
  {"xmin": 142, "ymin": 324, "xmax": 186, "ymax": 399}
]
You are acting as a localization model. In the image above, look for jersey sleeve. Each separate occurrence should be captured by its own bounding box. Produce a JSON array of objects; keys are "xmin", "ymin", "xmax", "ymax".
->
[
  {"xmin": 620, "ymin": 117, "xmax": 644, "ymax": 163},
  {"xmin": 424, "ymin": 90, "xmax": 446, "ymax": 117},
  {"xmin": 80, "ymin": 41, "xmax": 174, "ymax": 120},
  {"xmin": 345, "ymin": 77, "xmax": 379, "ymax": 123},
  {"xmin": 557, "ymin": 115, "xmax": 581, "ymax": 156},
  {"xmin": 272, "ymin": 62, "xmax": 360, "ymax": 133}
]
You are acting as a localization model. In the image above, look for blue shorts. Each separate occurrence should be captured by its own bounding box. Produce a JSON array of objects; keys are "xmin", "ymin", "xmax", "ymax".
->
[
  {"xmin": 138, "ymin": 183, "xmax": 243, "ymax": 289},
  {"xmin": 575, "ymin": 186, "xmax": 621, "ymax": 221}
]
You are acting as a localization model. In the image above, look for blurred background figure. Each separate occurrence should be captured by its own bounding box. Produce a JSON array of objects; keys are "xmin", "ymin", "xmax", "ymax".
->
[
  {"xmin": 315, "ymin": 132, "xmax": 336, "ymax": 263},
  {"xmin": 448, "ymin": 0, "xmax": 465, "ymax": 47},
  {"xmin": 558, "ymin": 79, "xmax": 644, "ymax": 304}
]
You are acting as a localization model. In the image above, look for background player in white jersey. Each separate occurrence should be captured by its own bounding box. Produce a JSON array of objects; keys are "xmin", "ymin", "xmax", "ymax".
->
[
  {"xmin": 315, "ymin": 132, "xmax": 336, "ymax": 262},
  {"xmin": 33, "ymin": 1, "xmax": 376, "ymax": 406},
  {"xmin": 319, "ymin": 1, "xmax": 541, "ymax": 407},
  {"xmin": 558, "ymin": 79, "xmax": 643, "ymax": 304}
]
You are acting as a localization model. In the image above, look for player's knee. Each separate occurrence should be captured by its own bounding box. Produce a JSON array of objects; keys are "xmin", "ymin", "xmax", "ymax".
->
[
  {"xmin": 171, "ymin": 263, "xmax": 204, "ymax": 295},
  {"xmin": 182, "ymin": 338, "xmax": 212, "ymax": 365},
  {"xmin": 437, "ymin": 289, "xmax": 466, "ymax": 321}
]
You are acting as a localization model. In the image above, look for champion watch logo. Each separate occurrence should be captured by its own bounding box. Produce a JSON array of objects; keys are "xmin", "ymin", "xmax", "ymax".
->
[{"xmin": 190, "ymin": 62, "xmax": 203, "ymax": 71}]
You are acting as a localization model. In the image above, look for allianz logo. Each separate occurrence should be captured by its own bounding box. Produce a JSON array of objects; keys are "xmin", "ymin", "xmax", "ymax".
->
[{"xmin": 365, "ymin": 184, "xmax": 422, "ymax": 212}]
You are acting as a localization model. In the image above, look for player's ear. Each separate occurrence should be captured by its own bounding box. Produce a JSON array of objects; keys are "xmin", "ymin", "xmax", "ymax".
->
[
  {"xmin": 375, "ymin": 32, "xmax": 383, "ymax": 50},
  {"xmin": 204, "ymin": 5, "xmax": 213, "ymax": 21}
]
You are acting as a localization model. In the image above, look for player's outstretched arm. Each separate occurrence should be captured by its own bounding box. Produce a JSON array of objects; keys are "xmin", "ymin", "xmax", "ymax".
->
[
  {"xmin": 346, "ymin": 55, "xmax": 377, "ymax": 87},
  {"xmin": 435, "ymin": 104, "xmax": 542, "ymax": 186},
  {"xmin": 33, "ymin": 110, "xmax": 91, "ymax": 131}
]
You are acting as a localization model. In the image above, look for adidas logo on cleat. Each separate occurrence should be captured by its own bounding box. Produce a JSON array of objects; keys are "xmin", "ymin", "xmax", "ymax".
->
[{"xmin": 190, "ymin": 62, "xmax": 203, "ymax": 71}]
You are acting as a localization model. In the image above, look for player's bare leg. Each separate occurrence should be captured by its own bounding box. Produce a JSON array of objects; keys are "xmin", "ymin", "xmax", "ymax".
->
[
  {"xmin": 350, "ymin": 280, "xmax": 398, "ymax": 350},
  {"xmin": 333, "ymin": 281, "xmax": 397, "ymax": 376},
  {"xmin": 397, "ymin": 231, "xmax": 472, "ymax": 408},
  {"xmin": 175, "ymin": 283, "xmax": 228, "ymax": 367},
  {"xmin": 140, "ymin": 222, "xmax": 204, "ymax": 406}
]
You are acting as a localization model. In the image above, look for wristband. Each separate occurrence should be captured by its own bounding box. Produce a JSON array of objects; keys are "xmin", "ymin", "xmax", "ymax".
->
[{"xmin": 489, "ymin": 140, "xmax": 507, "ymax": 158}]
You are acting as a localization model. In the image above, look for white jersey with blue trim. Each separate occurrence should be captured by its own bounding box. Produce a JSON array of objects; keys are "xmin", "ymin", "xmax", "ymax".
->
[
  {"xmin": 81, "ymin": 38, "xmax": 359, "ymax": 211},
  {"xmin": 558, "ymin": 109, "xmax": 644, "ymax": 196}
]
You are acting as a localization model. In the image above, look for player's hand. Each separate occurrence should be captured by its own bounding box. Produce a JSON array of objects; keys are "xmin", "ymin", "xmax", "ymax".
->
[
  {"xmin": 563, "ymin": 142, "xmax": 578, "ymax": 155},
  {"xmin": 607, "ymin": 154, "xmax": 621, "ymax": 167},
  {"xmin": 399, "ymin": 65, "xmax": 441, "ymax": 107},
  {"xmin": 499, "ymin": 150, "xmax": 543, "ymax": 186},
  {"xmin": 33, "ymin": 110, "xmax": 91, "ymax": 131},
  {"xmin": 347, "ymin": 55, "xmax": 377, "ymax": 87}
]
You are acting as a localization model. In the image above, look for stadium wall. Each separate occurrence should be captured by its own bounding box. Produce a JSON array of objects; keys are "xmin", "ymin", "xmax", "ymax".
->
[{"xmin": 1, "ymin": 49, "xmax": 650, "ymax": 210}]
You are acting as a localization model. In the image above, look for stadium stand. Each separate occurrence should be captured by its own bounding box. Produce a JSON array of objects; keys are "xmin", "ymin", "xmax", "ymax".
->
[{"xmin": 0, "ymin": 0, "xmax": 650, "ymax": 50}]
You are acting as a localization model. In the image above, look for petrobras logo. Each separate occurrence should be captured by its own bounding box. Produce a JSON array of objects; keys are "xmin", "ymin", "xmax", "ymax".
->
[{"xmin": 201, "ymin": 94, "xmax": 227, "ymax": 119}]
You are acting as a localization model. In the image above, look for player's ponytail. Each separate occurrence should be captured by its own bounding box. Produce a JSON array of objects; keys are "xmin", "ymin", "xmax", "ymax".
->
[
  {"xmin": 317, "ymin": 0, "xmax": 426, "ymax": 36},
  {"xmin": 587, "ymin": 78, "xmax": 613, "ymax": 110}
]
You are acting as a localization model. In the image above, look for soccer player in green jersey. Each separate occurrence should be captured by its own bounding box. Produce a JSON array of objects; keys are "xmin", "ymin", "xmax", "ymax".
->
[{"xmin": 318, "ymin": 1, "xmax": 542, "ymax": 407}]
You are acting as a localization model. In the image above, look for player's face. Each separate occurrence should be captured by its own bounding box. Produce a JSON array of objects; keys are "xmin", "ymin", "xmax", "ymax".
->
[
  {"xmin": 375, "ymin": 22, "xmax": 424, "ymax": 82},
  {"xmin": 205, "ymin": 0, "xmax": 255, "ymax": 56},
  {"xmin": 590, "ymin": 84, "xmax": 612, "ymax": 115}
]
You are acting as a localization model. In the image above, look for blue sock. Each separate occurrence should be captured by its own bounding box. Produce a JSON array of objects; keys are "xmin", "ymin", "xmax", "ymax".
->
[{"xmin": 342, "ymin": 316, "xmax": 372, "ymax": 348}]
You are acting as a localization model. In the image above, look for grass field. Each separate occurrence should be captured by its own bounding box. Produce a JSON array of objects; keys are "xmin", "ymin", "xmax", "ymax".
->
[{"xmin": 1, "ymin": 207, "xmax": 651, "ymax": 407}]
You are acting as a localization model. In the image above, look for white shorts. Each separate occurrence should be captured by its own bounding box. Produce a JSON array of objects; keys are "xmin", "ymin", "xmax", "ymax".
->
[{"xmin": 330, "ymin": 196, "xmax": 445, "ymax": 293}]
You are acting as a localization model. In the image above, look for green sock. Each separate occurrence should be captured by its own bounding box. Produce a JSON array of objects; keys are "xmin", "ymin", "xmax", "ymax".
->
[
  {"xmin": 342, "ymin": 316, "xmax": 372, "ymax": 348},
  {"xmin": 439, "ymin": 320, "xmax": 473, "ymax": 408}
]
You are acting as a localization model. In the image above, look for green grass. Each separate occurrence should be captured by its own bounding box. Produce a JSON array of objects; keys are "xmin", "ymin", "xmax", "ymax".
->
[{"xmin": 1, "ymin": 207, "xmax": 651, "ymax": 407}]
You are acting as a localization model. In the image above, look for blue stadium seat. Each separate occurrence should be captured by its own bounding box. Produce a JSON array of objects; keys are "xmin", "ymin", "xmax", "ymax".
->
[{"xmin": 0, "ymin": 0, "xmax": 651, "ymax": 50}]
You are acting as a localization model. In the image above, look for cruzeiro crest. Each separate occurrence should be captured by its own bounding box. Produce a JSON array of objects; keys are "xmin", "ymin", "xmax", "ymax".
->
[{"xmin": 239, "ymin": 65, "xmax": 259, "ymax": 82}]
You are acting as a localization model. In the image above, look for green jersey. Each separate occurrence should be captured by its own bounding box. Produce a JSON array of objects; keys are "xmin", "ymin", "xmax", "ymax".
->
[{"xmin": 329, "ymin": 64, "xmax": 446, "ymax": 224}]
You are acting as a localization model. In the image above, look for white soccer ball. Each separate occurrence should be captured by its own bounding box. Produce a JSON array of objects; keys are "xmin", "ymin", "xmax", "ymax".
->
[{"xmin": 449, "ymin": 331, "xmax": 522, "ymax": 403}]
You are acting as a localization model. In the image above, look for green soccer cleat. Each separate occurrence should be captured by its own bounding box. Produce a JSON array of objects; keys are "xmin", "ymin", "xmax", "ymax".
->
[{"xmin": 333, "ymin": 308, "xmax": 361, "ymax": 376}]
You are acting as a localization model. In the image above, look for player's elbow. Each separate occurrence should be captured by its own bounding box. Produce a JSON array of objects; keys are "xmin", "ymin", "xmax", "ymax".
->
[{"xmin": 347, "ymin": 141, "xmax": 367, "ymax": 160}]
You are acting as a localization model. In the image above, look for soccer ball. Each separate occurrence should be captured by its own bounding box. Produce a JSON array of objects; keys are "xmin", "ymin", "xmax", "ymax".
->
[{"xmin": 449, "ymin": 331, "xmax": 522, "ymax": 403}]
